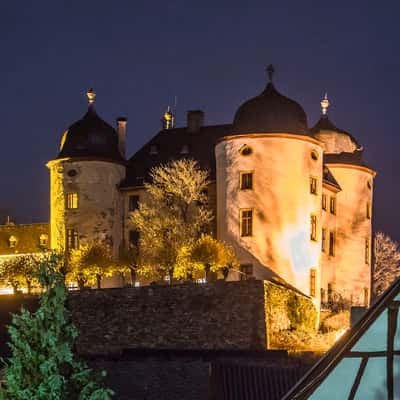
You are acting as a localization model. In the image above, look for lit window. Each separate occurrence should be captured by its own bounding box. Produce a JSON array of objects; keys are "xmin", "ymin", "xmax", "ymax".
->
[
  {"xmin": 310, "ymin": 215, "xmax": 317, "ymax": 241},
  {"xmin": 365, "ymin": 238, "xmax": 370, "ymax": 264},
  {"xmin": 240, "ymin": 264, "xmax": 253, "ymax": 280},
  {"xmin": 66, "ymin": 193, "xmax": 78, "ymax": 209},
  {"xmin": 310, "ymin": 268, "xmax": 316, "ymax": 297},
  {"xmin": 364, "ymin": 287, "xmax": 369, "ymax": 306},
  {"xmin": 321, "ymin": 228, "xmax": 327, "ymax": 252},
  {"xmin": 240, "ymin": 172, "xmax": 253, "ymax": 190},
  {"xmin": 240, "ymin": 209, "xmax": 253, "ymax": 237},
  {"xmin": 39, "ymin": 234, "xmax": 48, "ymax": 247},
  {"xmin": 66, "ymin": 229, "xmax": 79, "ymax": 250},
  {"xmin": 129, "ymin": 195, "xmax": 140, "ymax": 211},
  {"xmin": 322, "ymin": 194, "xmax": 327, "ymax": 211},
  {"xmin": 310, "ymin": 177, "xmax": 318, "ymax": 195},
  {"xmin": 329, "ymin": 231, "xmax": 336, "ymax": 256},
  {"xmin": 9, "ymin": 235, "xmax": 17, "ymax": 248},
  {"xmin": 330, "ymin": 196, "xmax": 336, "ymax": 215},
  {"xmin": 366, "ymin": 202, "xmax": 371, "ymax": 219}
]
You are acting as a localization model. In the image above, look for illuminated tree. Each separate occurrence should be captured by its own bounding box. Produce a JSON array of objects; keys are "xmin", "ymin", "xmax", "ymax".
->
[
  {"xmin": 131, "ymin": 159, "xmax": 213, "ymax": 283},
  {"xmin": 69, "ymin": 244, "xmax": 114, "ymax": 289},
  {"xmin": 0, "ymin": 256, "xmax": 39, "ymax": 294},
  {"xmin": 0, "ymin": 252, "xmax": 113, "ymax": 399},
  {"xmin": 373, "ymin": 231, "xmax": 400, "ymax": 297},
  {"xmin": 174, "ymin": 235, "xmax": 239, "ymax": 281},
  {"xmin": 117, "ymin": 245, "xmax": 140, "ymax": 285}
]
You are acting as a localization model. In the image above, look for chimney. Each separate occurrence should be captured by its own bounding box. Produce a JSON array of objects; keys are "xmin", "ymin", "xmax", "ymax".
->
[
  {"xmin": 116, "ymin": 117, "xmax": 127, "ymax": 158},
  {"xmin": 187, "ymin": 110, "xmax": 204, "ymax": 133}
]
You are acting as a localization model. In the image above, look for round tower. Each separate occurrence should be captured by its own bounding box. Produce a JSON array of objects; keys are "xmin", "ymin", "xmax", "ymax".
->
[
  {"xmin": 311, "ymin": 101, "xmax": 375, "ymax": 305},
  {"xmin": 216, "ymin": 67, "xmax": 323, "ymax": 298},
  {"xmin": 46, "ymin": 89, "xmax": 126, "ymax": 258}
]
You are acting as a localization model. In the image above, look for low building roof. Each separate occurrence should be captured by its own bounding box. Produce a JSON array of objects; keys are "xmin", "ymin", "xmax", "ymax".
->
[{"xmin": 0, "ymin": 223, "xmax": 49, "ymax": 256}]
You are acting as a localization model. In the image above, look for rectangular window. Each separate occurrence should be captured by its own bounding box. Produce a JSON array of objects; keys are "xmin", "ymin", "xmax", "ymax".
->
[
  {"xmin": 66, "ymin": 193, "xmax": 78, "ymax": 209},
  {"xmin": 365, "ymin": 238, "xmax": 370, "ymax": 264},
  {"xmin": 322, "ymin": 194, "xmax": 327, "ymax": 211},
  {"xmin": 321, "ymin": 228, "xmax": 327, "ymax": 252},
  {"xmin": 310, "ymin": 177, "xmax": 318, "ymax": 195},
  {"xmin": 330, "ymin": 196, "xmax": 336, "ymax": 215},
  {"xmin": 240, "ymin": 172, "xmax": 254, "ymax": 190},
  {"xmin": 129, "ymin": 230, "xmax": 140, "ymax": 247},
  {"xmin": 364, "ymin": 287, "xmax": 369, "ymax": 306},
  {"xmin": 310, "ymin": 215, "xmax": 317, "ymax": 241},
  {"xmin": 327, "ymin": 283, "xmax": 334, "ymax": 302},
  {"xmin": 66, "ymin": 229, "xmax": 79, "ymax": 250},
  {"xmin": 240, "ymin": 264, "xmax": 253, "ymax": 280},
  {"xmin": 309, "ymin": 268, "xmax": 316, "ymax": 297},
  {"xmin": 366, "ymin": 202, "xmax": 371, "ymax": 219},
  {"xmin": 129, "ymin": 195, "xmax": 140, "ymax": 211},
  {"xmin": 240, "ymin": 209, "xmax": 253, "ymax": 237},
  {"xmin": 329, "ymin": 231, "xmax": 336, "ymax": 256}
]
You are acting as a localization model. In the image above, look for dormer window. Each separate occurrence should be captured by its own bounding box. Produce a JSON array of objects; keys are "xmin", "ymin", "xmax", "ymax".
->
[
  {"xmin": 9, "ymin": 236, "xmax": 17, "ymax": 248},
  {"xmin": 180, "ymin": 145, "xmax": 190, "ymax": 155},
  {"xmin": 149, "ymin": 145, "xmax": 158, "ymax": 155},
  {"xmin": 39, "ymin": 234, "xmax": 48, "ymax": 247}
]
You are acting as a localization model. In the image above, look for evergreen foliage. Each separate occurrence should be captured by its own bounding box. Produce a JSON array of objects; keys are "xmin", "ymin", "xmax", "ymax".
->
[{"xmin": 0, "ymin": 253, "xmax": 113, "ymax": 399}]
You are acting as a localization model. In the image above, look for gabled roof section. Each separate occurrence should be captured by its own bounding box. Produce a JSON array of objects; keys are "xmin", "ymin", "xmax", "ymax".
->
[
  {"xmin": 323, "ymin": 166, "xmax": 341, "ymax": 192},
  {"xmin": 0, "ymin": 223, "xmax": 49, "ymax": 256},
  {"xmin": 283, "ymin": 277, "xmax": 400, "ymax": 399},
  {"xmin": 121, "ymin": 124, "xmax": 232, "ymax": 188}
]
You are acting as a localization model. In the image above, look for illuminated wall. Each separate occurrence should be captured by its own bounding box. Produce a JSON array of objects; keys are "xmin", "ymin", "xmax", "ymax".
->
[
  {"xmin": 325, "ymin": 164, "xmax": 375, "ymax": 305},
  {"xmin": 216, "ymin": 133, "xmax": 323, "ymax": 299},
  {"xmin": 47, "ymin": 159, "xmax": 125, "ymax": 258}
]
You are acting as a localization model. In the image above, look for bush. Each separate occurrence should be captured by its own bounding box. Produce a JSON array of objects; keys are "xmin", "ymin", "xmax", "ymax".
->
[{"xmin": 264, "ymin": 280, "xmax": 317, "ymax": 334}]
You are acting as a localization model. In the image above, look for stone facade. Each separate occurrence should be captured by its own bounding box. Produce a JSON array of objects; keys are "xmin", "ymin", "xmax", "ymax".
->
[{"xmin": 68, "ymin": 281, "xmax": 268, "ymax": 355}]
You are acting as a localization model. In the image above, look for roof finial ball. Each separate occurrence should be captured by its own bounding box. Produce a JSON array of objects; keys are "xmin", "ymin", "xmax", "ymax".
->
[
  {"xmin": 321, "ymin": 93, "xmax": 330, "ymax": 116},
  {"xmin": 86, "ymin": 88, "xmax": 96, "ymax": 105},
  {"xmin": 266, "ymin": 64, "xmax": 275, "ymax": 83}
]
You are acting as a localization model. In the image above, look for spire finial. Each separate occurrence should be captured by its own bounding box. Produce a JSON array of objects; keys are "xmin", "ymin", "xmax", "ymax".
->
[
  {"xmin": 266, "ymin": 64, "xmax": 275, "ymax": 83},
  {"xmin": 321, "ymin": 92, "xmax": 330, "ymax": 115},
  {"xmin": 87, "ymin": 88, "xmax": 96, "ymax": 105}
]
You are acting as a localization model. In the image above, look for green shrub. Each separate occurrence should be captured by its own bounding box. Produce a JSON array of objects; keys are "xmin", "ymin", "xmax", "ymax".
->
[{"xmin": 264, "ymin": 280, "xmax": 317, "ymax": 335}]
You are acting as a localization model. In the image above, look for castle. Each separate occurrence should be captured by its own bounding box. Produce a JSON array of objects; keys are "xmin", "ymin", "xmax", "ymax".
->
[{"xmin": 2, "ymin": 66, "xmax": 375, "ymax": 306}]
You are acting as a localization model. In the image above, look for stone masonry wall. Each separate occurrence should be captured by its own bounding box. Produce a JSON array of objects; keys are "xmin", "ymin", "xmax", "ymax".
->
[{"xmin": 68, "ymin": 280, "xmax": 267, "ymax": 355}]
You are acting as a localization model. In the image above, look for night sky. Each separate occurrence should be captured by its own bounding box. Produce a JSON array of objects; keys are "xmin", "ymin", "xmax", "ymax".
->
[{"xmin": 1, "ymin": 1, "xmax": 400, "ymax": 240}]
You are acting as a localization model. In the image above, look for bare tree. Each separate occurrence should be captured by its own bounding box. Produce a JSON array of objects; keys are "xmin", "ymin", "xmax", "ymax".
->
[{"xmin": 373, "ymin": 231, "xmax": 400, "ymax": 297}]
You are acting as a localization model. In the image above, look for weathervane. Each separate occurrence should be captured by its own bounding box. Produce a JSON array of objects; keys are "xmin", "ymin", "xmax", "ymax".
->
[
  {"xmin": 266, "ymin": 64, "xmax": 275, "ymax": 83},
  {"xmin": 321, "ymin": 93, "xmax": 329, "ymax": 115},
  {"xmin": 87, "ymin": 88, "xmax": 96, "ymax": 105}
]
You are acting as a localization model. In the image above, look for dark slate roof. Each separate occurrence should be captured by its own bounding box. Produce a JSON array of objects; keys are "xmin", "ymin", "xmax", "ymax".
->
[
  {"xmin": 0, "ymin": 223, "xmax": 49, "ymax": 256},
  {"xmin": 209, "ymin": 362, "xmax": 309, "ymax": 400},
  {"xmin": 311, "ymin": 115, "xmax": 361, "ymax": 148},
  {"xmin": 57, "ymin": 105, "xmax": 124, "ymax": 163},
  {"xmin": 323, "ymin": 166, "xmax": 341, "ymax": 191},
  {"xmin": 282, "ymin": 277, "xmax": 400, "ymax": 399},
  {"xmin": 324, "ymin": 150, "xmax": 370, "ymax": 168},
  {"xmin": 232, "ymin": 83, "xmax": 311, "ymax": 136},
  {"xmin": 122, "ymin": 124, "xmax": 232, "ymax": 188}
]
